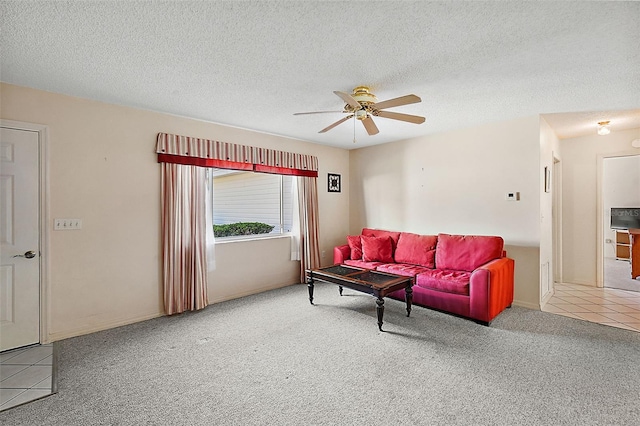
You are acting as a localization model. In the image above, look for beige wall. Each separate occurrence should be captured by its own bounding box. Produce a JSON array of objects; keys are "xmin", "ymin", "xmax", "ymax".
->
[
  {"xmin": 0, "ymin": 83, "xmax": 350, "ymax": 341},
  {"xmin": 12, "ymin": 78, "xmax": 634, "ymax": 338},
  {"xmin": 560, "ymin": 127, "xmax": 640, "ymax": 286},
  {"xmin": 349, "ymin": 115, "xmax": 542, "ymax": 308}
]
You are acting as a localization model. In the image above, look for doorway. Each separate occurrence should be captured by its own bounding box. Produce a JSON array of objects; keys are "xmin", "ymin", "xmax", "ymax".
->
[
  {"xmin": 0, "ymin": 120, "xmax": 54, "ymax": 410},
  {"xmin": 0, "ymin": 120, "xmax": 49, "ymax": 351},
  {"xmin": 602, "ymin": 155, "xmax": 640, "ymax": 292}
]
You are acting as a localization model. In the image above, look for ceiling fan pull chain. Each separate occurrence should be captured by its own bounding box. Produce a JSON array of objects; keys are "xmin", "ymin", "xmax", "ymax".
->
[{"xmin": 353, "ymin": 114, "xmax": 357, "ymax": 143}]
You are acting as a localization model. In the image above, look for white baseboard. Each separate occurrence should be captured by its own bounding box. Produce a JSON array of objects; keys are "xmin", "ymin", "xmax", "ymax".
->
[
  {"xmin": 207, "ymin": 282, "xmax": 298, "ymax": 305},
  {"xmin": 561, "ymin": 279, "xmax": 597, "ymax": 287},
  {"xmin": 44, "ymin": 283, "xmax": 299, "ymax": 343},
  {"xmin": 512, "ymin": 299, "xmax": 540, "ymax": 310},
  {"xmin": 540, "ymin": 290, "xmax": 554, "ymax": 307},
  {"xmin": 46, "ymin": 311, "xmax": 164, "ymax": 343}
]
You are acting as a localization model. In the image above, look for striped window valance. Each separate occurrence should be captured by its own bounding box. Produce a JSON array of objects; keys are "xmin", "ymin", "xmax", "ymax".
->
[{"xmin": 156, "ymin": 132, "xmax": 318, "ymax": 177}]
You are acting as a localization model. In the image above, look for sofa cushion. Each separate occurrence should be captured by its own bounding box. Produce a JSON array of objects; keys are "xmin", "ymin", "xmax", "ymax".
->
[
  {"xmin": 362, "ymin": 228, "xmax": 401, "ymax": 252},
  {"xmin": 376, "ymin": 263, "xmax": 432, "ymax": 277},
  {"xmin": 361, "ymin": 235, "xmax": 394, "ymax": 263},
  {"xmin": 394, "ymin": 232, "xmax": 437, "ymax": 268},
  {"xmin": 416, "ymin": 269, "xmax": 471, "ymax": 296},
  {"xmin": 346, "ymin": 235, "xmax": 363, "ymax": 260},
  {"xmin": 333, "ymin": 245, "xmax": 351, "ymax": 265},
  {"xmin": 435, "ymin": 234, "xmax": 504, "ymax": 272}
]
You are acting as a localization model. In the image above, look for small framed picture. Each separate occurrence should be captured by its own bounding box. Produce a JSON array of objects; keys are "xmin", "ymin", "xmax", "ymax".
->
[
  {"xmin": 328, "ymin": 173, "xmax": 341, "ymax": 193},
  {"xmin": 544, "ymin": 166, "xmax": 551, "ymax": 193}
]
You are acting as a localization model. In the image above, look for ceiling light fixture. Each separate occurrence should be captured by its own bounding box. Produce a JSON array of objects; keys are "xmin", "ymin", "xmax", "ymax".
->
[{"xmin": 597, "ymin": 121, "xmax": 611, "ymax": 136}]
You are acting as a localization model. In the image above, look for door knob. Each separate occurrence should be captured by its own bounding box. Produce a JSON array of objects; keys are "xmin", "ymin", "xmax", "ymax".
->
[{"xmin": 14, "ymin": 250, "xmax": 37, "ymax": 259}]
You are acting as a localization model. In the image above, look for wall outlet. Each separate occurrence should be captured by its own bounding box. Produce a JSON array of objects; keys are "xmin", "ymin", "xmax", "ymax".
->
[
  {"xmin": 54, "ymin": 218, "xmax": 82, "ymax": 230},
  {"xmin": 506, "ymin": 192, "xmax": 520, "ymax": 201}
]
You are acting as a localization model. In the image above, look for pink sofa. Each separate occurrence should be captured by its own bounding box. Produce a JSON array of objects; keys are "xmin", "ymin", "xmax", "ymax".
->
[{"xmin": 333, "ymin": 228, "xmax": 515, "ymax": 325}]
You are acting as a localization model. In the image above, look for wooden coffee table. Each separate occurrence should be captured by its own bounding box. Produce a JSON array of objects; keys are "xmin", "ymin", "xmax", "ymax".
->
[{"xmin": 306, "ymin": 264, "xmax": 413, "ymax": 331}]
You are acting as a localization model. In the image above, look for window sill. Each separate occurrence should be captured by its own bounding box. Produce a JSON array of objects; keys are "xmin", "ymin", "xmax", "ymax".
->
[{"xmin": 213, "ymin": 234, "xmax": 292, "ymax": 245}]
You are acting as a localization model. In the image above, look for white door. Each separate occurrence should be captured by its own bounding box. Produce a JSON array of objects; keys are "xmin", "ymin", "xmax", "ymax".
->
[{"xmin": 0, "ymin": 127, "xmax": 40, "ymax": 352}]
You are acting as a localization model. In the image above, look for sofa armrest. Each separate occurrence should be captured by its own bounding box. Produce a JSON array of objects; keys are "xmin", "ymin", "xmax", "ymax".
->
[
  {"xmin": 334, "ymin": 244, "xmax": 351, "ymax": 264},
  {"xmin": 469, "ymin": 257, "xmax": 515, "ymax": 323}
]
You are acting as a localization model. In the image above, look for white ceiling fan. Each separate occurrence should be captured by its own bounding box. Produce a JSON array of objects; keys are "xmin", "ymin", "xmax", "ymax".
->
[{"xmin": 294, "ymin": 86, "xmax": 426, "ymax": 135}]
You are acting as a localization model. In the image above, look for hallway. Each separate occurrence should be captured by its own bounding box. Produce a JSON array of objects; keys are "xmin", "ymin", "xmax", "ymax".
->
[{"xmin": 543, "ymin": 282, "xmax": 640, "ymax": 332}]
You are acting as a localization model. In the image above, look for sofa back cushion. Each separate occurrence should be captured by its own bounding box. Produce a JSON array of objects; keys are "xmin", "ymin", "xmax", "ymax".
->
[
  {"xmin": 361, "ymin": 235, "xmax": 394, "ymax": 263},
  {"xmin": 394, "ymin": 232, "xmax": 438, "ymax": 268},
  {"xmin": 346, "ymin": 235, "xmax": 363, "ymax": 260},
  {"xmin": 361, "ymin": 228, "xmax": 401, "ymax": 253},
  {"xmin": 435, "ymin": 234, "xmax": 504, "ymax": 272}
]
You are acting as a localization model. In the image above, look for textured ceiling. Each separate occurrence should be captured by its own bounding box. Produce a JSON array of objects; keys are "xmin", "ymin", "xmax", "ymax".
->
[{"xmin": 1, "ymin": 1, "xmax": 639, "ymax": 149}]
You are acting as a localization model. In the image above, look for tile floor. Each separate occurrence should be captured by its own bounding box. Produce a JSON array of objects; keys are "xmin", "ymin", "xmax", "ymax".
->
[
  {"xmin": 542, "ymin": 282, "xmax": 640, "ymax": 332},
  {"xmin": 0, "ymin": 344, "xmax": 55, "ymax": 411}
]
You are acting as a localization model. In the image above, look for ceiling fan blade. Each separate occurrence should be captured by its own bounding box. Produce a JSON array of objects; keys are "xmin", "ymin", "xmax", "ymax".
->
[
  {"xmin": 377, "ymin": 110, "xmax": 425, "ymax": 124},
  {"xmin": 293, "ymin": 111, "xmax": 345, "ymax": 115},
  {"xmin": 361, "ymin": 116, "xmax": 379, "ymax": 135},
  {"xmin": 373, "ymin": 94, "xmax": 421, "ymax": 110},
  {"xmin": 334, "ymin": 91, "xmax": 362, "ymax": 110},
  {"xmin": 319, "ymin": 114, "xmax": 354, "ymax": 133}
]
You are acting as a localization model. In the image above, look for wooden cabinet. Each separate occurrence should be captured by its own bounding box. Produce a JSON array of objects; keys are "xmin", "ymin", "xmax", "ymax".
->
[
  {"xmin": 630, "ymin": 229, "xmax": 640, "ymax": 279},
  {"xmin": 615, "ymin": 229, "xmax": 640, "ymax": 279},
  {"xmin": 615, "ymin": 230, "xmax": 631, "ymax": 260}
]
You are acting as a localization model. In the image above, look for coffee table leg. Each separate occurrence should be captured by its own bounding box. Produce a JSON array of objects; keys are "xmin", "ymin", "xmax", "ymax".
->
[
  {"xmin": 339, "ymin": 286, "xmax": 343, "ymax": 296},
  {"xmin": 405, "ymin": 285, "xmax": 413, "ymax": 317},
  {"xmin": 376, "ymin": 297, "xmax": 385, "ymax": 331},
  {"xmin": 307, "ymin": 277, "xmax": 314, "ymax": 305}
]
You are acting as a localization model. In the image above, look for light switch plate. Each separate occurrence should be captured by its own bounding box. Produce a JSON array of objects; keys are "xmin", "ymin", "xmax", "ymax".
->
[
  {"xmin": 506, "ymin": 192, "xmax": 520, "ymax": 201},
  {"xmin": 54, "ymin": 218, "xmax": 82, "ymax": 230}
]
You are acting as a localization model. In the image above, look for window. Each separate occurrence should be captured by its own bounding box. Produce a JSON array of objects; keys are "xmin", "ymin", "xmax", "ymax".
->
[{"xmin": 211, "ymin": 169, "xmax": 293, "ymax": 239}]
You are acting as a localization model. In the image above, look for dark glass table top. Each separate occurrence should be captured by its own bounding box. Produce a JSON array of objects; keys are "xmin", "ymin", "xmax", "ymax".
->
[
  {"xmin": 320, "ymin": 265, "xmax": 362, "ymax": 276},
  {"xmin": 312, "ymin": 265, "xmax": 407, "ymax": 287}
]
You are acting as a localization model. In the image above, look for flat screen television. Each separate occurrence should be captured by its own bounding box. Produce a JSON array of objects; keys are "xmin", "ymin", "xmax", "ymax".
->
[{"xmin": 611, "ymin": 208, "xmax": 640, "ymax": 230}]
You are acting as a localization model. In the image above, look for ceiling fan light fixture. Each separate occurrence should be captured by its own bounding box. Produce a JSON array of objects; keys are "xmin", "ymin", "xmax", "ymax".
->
[
  {"xmin": 294, "ymin": 86, "xmax": 425, "ymax": 136},
  {"xmin": 597, "ymin": 121, "xmax": 611, "ymax": 136},
  {"xmin": 350, "ymin": 86, "xmax": 377, "ymax": 105}
]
